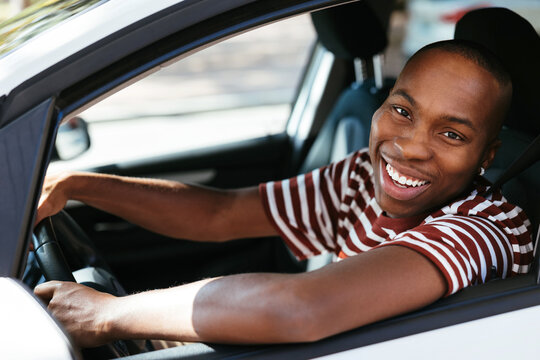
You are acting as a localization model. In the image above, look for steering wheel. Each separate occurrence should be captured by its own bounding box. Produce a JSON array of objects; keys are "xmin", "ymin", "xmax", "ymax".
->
[
  {"xmin": 33, "ymin": 210, "xmax": 149, "ymax": 358},
  {"xmin": 34, "ymin": 210, "xmax": 124, "ymax": 293}
]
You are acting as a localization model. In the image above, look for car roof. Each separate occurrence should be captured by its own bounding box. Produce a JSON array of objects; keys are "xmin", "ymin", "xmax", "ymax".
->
[{"xmin": 0, "ymin": 0, "xmax": 182, "ymax": 98}]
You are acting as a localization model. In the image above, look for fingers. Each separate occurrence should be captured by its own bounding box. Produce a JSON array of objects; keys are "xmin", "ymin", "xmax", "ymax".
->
[
  {"xmin": 33, "ymin": 281, "xmax": 117, "ymax": 347},
  {"xmin": 35, "ymin": 196, "xmax": 56, "ymax": 226},
  {"xmin": 34, "ymin": 202, "xmax": 49, "ymax": 226},
  {"xmin": 34, "ymin": 280, "xmax": 63, "ymax": 304},
  {"xmin": 34, "ymin": 173, "xmax": 70, "ymax": 227}
]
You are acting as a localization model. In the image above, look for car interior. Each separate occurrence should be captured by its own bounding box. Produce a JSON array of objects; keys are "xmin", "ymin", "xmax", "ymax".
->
[
  {"xmin": 454, "ymin": 8, "xmax": 540, "ymax": 233},
  {"xmin": 27, "ymin": 1, "xmax": 540, "ymax": 359}
]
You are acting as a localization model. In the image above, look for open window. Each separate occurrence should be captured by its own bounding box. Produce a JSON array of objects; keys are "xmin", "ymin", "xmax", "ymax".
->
[{"xmin": 48, "ymin": 15, "xmax": 316, "ymax": 175}]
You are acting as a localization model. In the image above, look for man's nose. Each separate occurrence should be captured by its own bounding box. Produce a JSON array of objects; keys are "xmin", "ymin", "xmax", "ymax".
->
[{"xmin": 393, "ymin": 128, "xmax": 433, "ymax": 161}]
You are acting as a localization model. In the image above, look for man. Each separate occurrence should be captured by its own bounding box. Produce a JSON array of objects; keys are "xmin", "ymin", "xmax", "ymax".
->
[{"xmin": 34, "ymin": 40, "xmax": 532, "ymax": 347}]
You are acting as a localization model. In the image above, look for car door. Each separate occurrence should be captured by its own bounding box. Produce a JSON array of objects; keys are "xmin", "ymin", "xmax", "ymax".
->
[{"xmin": 45, "ymin": 12, "xmax": 347, "ymax": 292}]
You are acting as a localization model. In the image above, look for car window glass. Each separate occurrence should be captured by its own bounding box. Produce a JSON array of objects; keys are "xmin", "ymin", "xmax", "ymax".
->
[{"xmin": 48, "ymin": 14, "xmax": 316, "ymax": 173}]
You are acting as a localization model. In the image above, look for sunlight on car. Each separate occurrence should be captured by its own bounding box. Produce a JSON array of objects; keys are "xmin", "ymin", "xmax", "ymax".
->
[{"xmin": 0, "ymin": 0, "xmax": 107, "ymax": 57}]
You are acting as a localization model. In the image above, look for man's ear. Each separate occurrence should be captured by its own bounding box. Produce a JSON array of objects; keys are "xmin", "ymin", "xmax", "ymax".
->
[{"xmin": 482, "ymin": 138, "xmax": 502, "ymax": 169}]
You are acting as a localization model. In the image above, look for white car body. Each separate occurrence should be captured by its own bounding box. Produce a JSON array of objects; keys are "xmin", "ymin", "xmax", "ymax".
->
[
  {"xmin": 0, "ymin": 0, "xmax": 179, "ymax": 96},
  {"xmin": 0, "ymin": 278, "xmax": 78, "ymax": 360}
]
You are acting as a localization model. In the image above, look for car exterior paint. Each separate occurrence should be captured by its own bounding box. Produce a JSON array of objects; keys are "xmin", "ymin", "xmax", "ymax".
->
[
  {"xmin": 0, "ymin": 278, "xmax": 78, "ymax": 360},
  {"xmin": 0, "ymin": 0, "xmax": 183, "ymax": 96},
  {"xmin": 316, "ymin": 304, "xmax": 540, "ymax": 359}
]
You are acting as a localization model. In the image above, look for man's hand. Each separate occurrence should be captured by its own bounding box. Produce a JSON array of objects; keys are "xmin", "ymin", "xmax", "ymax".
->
[
  {"xmin": 35, "ymin": 173, "xmax": 74, "ymax": 225},
  {"xmin": 34, "ymin": 281, "xmax": 117, "ymax": 348}
]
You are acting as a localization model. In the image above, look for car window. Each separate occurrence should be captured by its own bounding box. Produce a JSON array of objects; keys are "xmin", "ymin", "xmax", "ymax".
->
[{"xmin": 48, "ymin": 15, "xmax": 316, "ymax": 174}]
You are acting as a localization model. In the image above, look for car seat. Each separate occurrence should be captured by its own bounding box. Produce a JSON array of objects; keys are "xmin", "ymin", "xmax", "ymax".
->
[
  {"xmin": 299, "ymin": 0, "xmax": 395, "ymax": 270},
  {"xmin": 299, "ymin": 0, "xmax": 395, "ymax": 174},
  {"xmin": 454, "ymin": 8, "xmax": 540, "ymax": 244}
]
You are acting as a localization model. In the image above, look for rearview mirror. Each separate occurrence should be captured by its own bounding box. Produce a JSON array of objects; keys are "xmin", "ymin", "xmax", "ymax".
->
[{"xmin": 52, "ymin": 116, "xmax": 91, "ymax": 161}]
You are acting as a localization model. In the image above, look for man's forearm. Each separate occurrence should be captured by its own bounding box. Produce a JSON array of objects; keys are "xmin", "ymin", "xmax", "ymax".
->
[
  {"xmin": 99, "ymin": 246, "xmax": 447, "ymax": 345},
  {"xmin": 36, "ymin": 273, "xmax": 318, "ymax": 347},
  {"xmin": 105, "ymin": 273, "xmax": 315, "ymax": 344},
  {"xmin": 64, "ymin": 172, "xmax": 230, "ymax": 240},
  {"xmin": 42, "ymin": 172, "xmax": 275, "ymax": 241}
]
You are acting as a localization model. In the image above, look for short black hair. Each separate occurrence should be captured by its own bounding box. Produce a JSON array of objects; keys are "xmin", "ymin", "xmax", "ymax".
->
[{"xmin": 410, "ymin": 39, "xmax": 512, "ymax": 88}]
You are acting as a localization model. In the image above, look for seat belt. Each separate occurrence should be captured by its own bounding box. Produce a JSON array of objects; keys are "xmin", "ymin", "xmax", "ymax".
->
[
  {"xmin": 482, "ymin": 133, "xmax": 540, "ymax": 197},
  {"xmin": 485, "ymin": 133, "xmax": 540, "ymax": 278}
]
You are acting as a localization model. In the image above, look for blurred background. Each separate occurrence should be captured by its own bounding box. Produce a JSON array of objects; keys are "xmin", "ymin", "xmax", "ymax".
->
[
  {"xmin": 1, "ymin": 0, "xmax": 539, "ymax": 173},
  {"xmin": 0, "ymin": 0, "xmax": 30, "ymax": 19}
]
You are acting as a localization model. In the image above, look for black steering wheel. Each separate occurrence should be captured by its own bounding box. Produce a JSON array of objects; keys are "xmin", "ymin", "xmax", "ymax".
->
[
  {"xmin": 34, "ymin": 210, "xmax": 123, "ymax": 293},
  {"xmin": 33, "ymin": 210, "xmax": 149, "ymax": 357}
]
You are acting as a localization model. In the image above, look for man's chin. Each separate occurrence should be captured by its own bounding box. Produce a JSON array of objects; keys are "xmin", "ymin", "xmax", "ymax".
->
[{"xmin": 374, "ymin": 186, "xmax": 433, "ymax": 218}]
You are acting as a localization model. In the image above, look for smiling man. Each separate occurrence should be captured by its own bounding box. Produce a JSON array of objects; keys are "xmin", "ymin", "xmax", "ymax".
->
[
  {"xmin": 371, "ymin": 41, "xmax": 512, "ymax": 218},
  {"xmin": 34, "ymin": 40, "xmax": 533, "ymax": 347}
]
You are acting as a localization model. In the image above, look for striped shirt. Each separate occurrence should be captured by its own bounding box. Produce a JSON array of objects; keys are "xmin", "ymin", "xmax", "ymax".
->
[{"xmin": 260, "ymin": 149, "xmax": 533, "ymax": 296}]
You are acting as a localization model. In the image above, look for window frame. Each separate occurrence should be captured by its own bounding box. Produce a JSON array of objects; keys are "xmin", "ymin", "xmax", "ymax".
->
[{"xmin": 52, "ymin": 13, "xmax": 320, "ymax": 171}]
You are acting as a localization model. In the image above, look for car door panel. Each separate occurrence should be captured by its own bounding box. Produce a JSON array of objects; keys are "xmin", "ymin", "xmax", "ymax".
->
[{"xmin": 0, "ymin": 99, "xmax": 56, "ymax": 278}]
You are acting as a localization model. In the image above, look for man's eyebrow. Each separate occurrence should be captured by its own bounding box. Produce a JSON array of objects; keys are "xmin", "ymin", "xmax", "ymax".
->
[
  {"xmin": 390, "ymin": 89, "xmax": 416, "ymax": 106},
  {"xmin": 442, "ymin": 115, "xmax": 476, "ymax": 131}
]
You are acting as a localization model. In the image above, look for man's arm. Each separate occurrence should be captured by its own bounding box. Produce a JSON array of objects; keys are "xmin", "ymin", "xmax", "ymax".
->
[
  {"xmin": 34, "ymin": 245, "xmax": 446, "ymax": 347},
  {"xmin": 36, "ymin": 172, "xmax": 276, "ymax": 241}
]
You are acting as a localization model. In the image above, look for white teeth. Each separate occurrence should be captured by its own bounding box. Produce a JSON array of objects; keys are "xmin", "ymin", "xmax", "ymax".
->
[
  {"xmin": 385, "ymin": 162, "xmax": 428, "ymax": 188},
  {"xmin": 386, "ymin": 164, "xmax": 394, "ymax": 178}
]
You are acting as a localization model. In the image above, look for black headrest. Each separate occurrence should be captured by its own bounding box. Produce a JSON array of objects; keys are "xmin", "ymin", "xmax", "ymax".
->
[
  {"xmin": 311, "ymin": 0, "xmax": 394, "ymax": 60},
  {"xmin": 455, "ymin": 8, "xmax": 540, "ymax": 135}
]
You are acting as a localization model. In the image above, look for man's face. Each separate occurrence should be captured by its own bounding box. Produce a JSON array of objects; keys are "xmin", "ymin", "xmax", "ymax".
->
[{"xmin": 369, "ymin": 49, "xmax": 507, "ymax": 218}]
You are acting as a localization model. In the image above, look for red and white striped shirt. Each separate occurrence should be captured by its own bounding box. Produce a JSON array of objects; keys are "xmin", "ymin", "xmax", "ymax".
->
[{"xmin": 260, "ymin": 149, "xmax": 533, "ymax": 296}]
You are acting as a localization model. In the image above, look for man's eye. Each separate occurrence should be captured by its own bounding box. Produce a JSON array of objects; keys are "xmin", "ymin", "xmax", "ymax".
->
[
  {"xmin": 443, "ymin": 131, "xmax": 463, "ymax": 141},
  {"xmin": 394, "ymin": 106, "xmax": 410, "ymax": 118}
]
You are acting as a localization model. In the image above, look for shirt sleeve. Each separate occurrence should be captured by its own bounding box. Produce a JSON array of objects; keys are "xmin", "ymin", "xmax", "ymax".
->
[
  {"xmin": 259, "ymin": 152, "xmax": 360, "ymax": 260},
  {"xmin": 377, "ymin": 213, "xmax": 533, "ymax": 296}
]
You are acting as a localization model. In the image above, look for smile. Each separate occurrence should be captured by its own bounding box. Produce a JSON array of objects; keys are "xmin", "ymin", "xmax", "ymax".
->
[
  {"xmin": 385, "ymin": 163, "xmax": 428, "ymax": 188},
  {"xmin": 379, "ymin": 159, "xmax": 432, "ymax": 201}
]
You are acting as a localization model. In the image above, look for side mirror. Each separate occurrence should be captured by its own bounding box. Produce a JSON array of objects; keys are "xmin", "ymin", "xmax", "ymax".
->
[{"xmin": 52, "ymin": 116, "xmax": 91, "ymax": 161}]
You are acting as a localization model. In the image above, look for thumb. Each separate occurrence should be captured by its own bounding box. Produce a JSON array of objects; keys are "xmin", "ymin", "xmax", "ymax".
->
[{"xmin": 34, "ymin": 281, "xmax": 63, "ymax": 305}]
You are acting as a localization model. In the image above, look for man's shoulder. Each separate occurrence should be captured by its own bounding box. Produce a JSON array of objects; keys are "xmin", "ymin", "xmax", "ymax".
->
[
  {"xmin": 352, "ymin": 148, "xmax": 370, "ymax": 162},
  {"xmin": 424, "ymin": 178, "xmax": 531, "ymax": 238},
  {"xmin": 337, "ymin": 148, "xmax": 371, "ymax": 172},
  {"xmin": 322, "ymin": 148, "xmax": 372, "ymax": 179}
]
